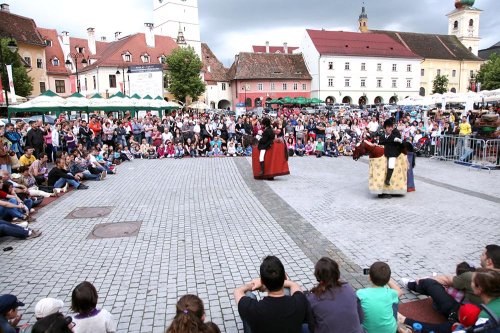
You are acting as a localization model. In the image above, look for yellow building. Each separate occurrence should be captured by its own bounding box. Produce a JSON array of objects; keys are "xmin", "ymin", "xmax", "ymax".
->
[{"xmin": 0, "ymin": 4, "xmax": 48, "ymax": 97}]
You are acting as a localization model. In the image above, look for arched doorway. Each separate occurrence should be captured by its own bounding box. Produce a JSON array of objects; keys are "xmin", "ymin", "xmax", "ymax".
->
[
  {"xmin": 374, "ymin": 96, "xmax": 383, "ymax": 104},
  {"xmin": 419, "ymin": 87, "xmax": 425, "ymax": 96},
  {"xmin": 325, "ymin": 96, "xmax": 335, "ymax": 105},
  {"xmin": 342, "ymin": 96, "xmax": 352, "ymax": 104},
  {"xmin": 450, "ymin": 88, "xmax": 457, "ymax": 93},
  {"xmin": 358, "ymin": 96, "xmax": 367, "ymax": 106},
  {"xmin": 254, "ymin": 97, "xmax": 262, "ymax": 107},
  {"xmin": 210, "ymin": 101, "xmax": 216, "ymax": 109},
  {"xmin": 218, "ymin": 99, "xmax": 231, "ymax": 109},
  {"xmin": 389, "ymin": 96, "xmax": 398, "ymax": 104}
]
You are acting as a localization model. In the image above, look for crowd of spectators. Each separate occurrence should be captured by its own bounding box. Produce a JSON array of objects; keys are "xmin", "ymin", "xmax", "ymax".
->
[{"xmin": 1, "ymin": 244, "xmax": 498, "ymax": 333}]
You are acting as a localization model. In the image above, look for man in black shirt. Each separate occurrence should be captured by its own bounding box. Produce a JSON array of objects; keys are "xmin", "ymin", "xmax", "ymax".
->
[
  {"xmin": 48, "ymin": 158, "xmax": 88, "ymax": 190},
  {"xmin": 234, "ymin": 256, "xmax": 308, "ymax": 333},
  {"xmin": 378, "ymin": 119, "xmax": 403, "ymax": 186}
]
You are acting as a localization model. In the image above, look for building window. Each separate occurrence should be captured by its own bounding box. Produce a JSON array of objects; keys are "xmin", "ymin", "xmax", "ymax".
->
[
  {"xmin": 142, "ymin": 54, "xmax": 150, "ymax": 63},
  {"xmin": 293, "ymin": 83, "xmax": 298, "ymax": 90},
  {"xmin": 54, "ymin": 80, "xmax": 65, "ymax": 93},
  {"xmin": 84, "ymin": 78, "xmax": 88, "ymax": 91},
  {"xmin": 452, "ymin": 70, "xmax": 456, "ymax": 77},
  {"xmin": 24, "ymin": 57, "xmax": 31, "ymax": 67},
  {"xmin": 282, "ymin": 83, "xmax": 287, "ymax": 90},
  {"xmin": 270, "ymin": 82, "xmax": 275, "ymax": 91},
  {"xmin": 360, "ymin": 79, "xmax": 366, "ymax": 87},
  {"xmin": 109, "ymin": 75, "xmax": 117, "ymax": 88},
  {"xmin": 421, "ymin": 68, "xmax": 425, "ymax": 76},
  {"xmin": 124, "ymin": 54, "xmax": 131, "ymax": 62},
  {"xmin": 159, "ymin": 55, "xmax": 166, "ymax": 63},
  {"xmin": 164, "ymin": 75, "xmax": 169, "ymax": 89},
  {"xmin": 437, "ymin": 69, "xmax": 441, "ymax": 76},
  {"xmin": 469, "ymin": 19, "xmax": 473, "ymax": 27},
  {"xmin": 39, "ymin": 82, "xmax": 46, "ymax": 93},
  {"xmin": 37, "ymin": 59, "xmax": 43, "ymax": 69},
  {"xmin": 392, "ymin": 79, "xmax": 397, "ymax": 88},
  {"xmin": 377, "ymin": 79, "xmax": 382, "ymax": 88},
  {"xmin": 345, "ymin": 62, "xmax": 350, "ymax": 70},
  {"xmin": 407, "ymin": 79, "xmax": 412, "ymax": 88},
  {"xmin": 328, "ymin": 62, "xmax": 333, "ymax": 70},
  {"xmin": 302, "ymin": 83, "xmax": 307, "ymax": 90},
  {"xmin": 392, "ymin": 64, "xmax": 397, "ymax": 72},
  {"xmin": 361, "ymin": 63, "xmax": 366, "ymax": 71},
  {"xmin": 328, "ymin": 78, "xmax": 334, "ymax": 87},
  {"xmin": 45, "ymin": 40, "xmax": 52, "ymax": 47},
  {"xmin": 52, "ymin": 58, "xmax": 59, "ymax": 66},
  {"xmin": 77, "ymin": 79, "xmax": 81, "ymax": 92},
  {"xmin": 345, "ymin": 78, "xmax": 350, "ymax": 87},
  {"xmin": 454, "ymin": 20, "xmax": 458, "ymax": 29},
  {"xmin": 93, "ymin": 76, "xmax": 97, "ymax": 89},
  {"xmin": 407, "ymin": 64, "xmax": 412, "ymax": 72},
  {"xmin": 470, "ymin": 70, "xmax": 474, "ymax": 77},
  {"xmin": 258, "ymin": 83, "xmax": 264, "ymax": 91},
  {"xmin": 221, "ymin": 82, "xmax": 227, "ymax": 91},
  {"xmin": 377, "ymin": 63, "xmax": 382, "ymax": 71}
]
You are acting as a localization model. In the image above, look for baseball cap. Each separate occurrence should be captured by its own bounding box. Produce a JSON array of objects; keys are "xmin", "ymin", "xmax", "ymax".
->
[
  {"xmin": 459, "ymin": 303, "xmax": 481, "ymax": 327},
  {"xmin": 35, "ymin": 298, "xmax": 64, "ymax": 319},
  {"xmin": 0, "ymin": 294, "xmax": 25, "ymax": 314}
]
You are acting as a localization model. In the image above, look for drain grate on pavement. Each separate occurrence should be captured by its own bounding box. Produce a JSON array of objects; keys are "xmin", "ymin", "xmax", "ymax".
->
[
  {"xmin": 65, "ymin": 207, "xmax": 113, "ymax": 219},
  {"xmin": 87, "ymin": 221, "xmax": 142, "ymax": 239}
]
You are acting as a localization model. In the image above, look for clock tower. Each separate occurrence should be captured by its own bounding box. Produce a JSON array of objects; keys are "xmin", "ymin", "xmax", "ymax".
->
[
  {"xmin": 153, "ymin": 0, "xmax": 201, "ymax": 57},
  {"xmin": 447, "ymin": 0, "xmax": 481, "ymax": 56}
]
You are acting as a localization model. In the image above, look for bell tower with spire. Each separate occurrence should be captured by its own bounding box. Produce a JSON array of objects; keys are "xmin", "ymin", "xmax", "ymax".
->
[
  {"xmin": 153, "ymin": 0, "xmax": 201, "ymax": 57},
  {"xmin": 358, "ymin": 3, "xmax": 369, "ymax": 33},
  {"xmin": 447, "ymin": 0, "xmax": 481, "ymax": 56}
]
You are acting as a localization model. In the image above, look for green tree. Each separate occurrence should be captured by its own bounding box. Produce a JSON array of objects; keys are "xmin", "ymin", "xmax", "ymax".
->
[
  {"xmin": 0, "ymin": 39, "xmax": 33, "ymax": 97},
  {"xmin": 432, "ymin": 74, "xmax": 449, "ymax": 94},
  {"xmin": 476, "ymin": 53, "xmax": 500, "ymax": 90},
  {"xmin": 165, "ymin": 46, "xmax": 205, "ymax": 103}
]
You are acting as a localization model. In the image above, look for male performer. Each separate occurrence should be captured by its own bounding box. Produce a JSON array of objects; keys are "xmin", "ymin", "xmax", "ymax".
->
[
  {"xmin": 379, "ymin": 119, "xmax": 403, "ymax": 186},
  {"xmin": 258, "ymin": 118, "xmax": 275, "ymax": 176}
]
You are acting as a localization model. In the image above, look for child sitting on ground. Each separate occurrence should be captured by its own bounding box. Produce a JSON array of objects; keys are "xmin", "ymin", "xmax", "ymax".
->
[
  {"xmin": 210, "ymin": 144, "xmax": 222, "ymax": 157},
  {"xmin": 157, "ymin": 144, "xmax": 166, "ymax": 159},
  {"xmin": 71, "ymin": 281, "xmax": 116, "ymax": 332},
  {"xmin": 356, "ymin": 262, "xmax": 402, "ymax": 333},
  {"xmin": 166, "ymin": 141, "xmax": 175, "ymax": 158},
  {"xmin": 236, "ymin": 143, "xmax": 244, "ymax": 156},
  {"xmin": 174, "ymin": 142, "xmax": 184, "ymax": 159},
  {"xmin": 165, "ymin": 295, "xmax": 220, "ymax": 333},
  {"xmin": 305, "ymin": 140, "xmax": 314, "ymax": 156},
  {"xmin": 227, "ymin": 139, "xmax": 236, "ymax": 157}
]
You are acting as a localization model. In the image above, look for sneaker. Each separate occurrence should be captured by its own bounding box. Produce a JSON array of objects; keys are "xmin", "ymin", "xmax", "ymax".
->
[
  {"xmin": 100, "ymin": 171, "xmax": 107, "ymax": 181},
  {"xmin": 77, "ymin": 184, "xmax": 89, "ymax": 190},
  {"xmin": 27, "ymin": 229, "xmax": 42, "ymax": 239},
  {"xmin": 13, "ymin": 221, "xmax": 29, "ymax": 228},
  {"xmin": 400, "ymin": 277, "xmax": 414, "ymax": 289},
  {"xmin": 62, "ymin": 183, "xmax": 69, "ymax": 193},
  {"xmin": 30, "ymin": 208, "xmax": 36, "ymax": 213}
]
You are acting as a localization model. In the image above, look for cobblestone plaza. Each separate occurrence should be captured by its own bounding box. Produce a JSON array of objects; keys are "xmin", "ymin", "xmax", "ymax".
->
[{"xmin": 0, "ymin": 157, "xmax": 498, "ymax": 332}]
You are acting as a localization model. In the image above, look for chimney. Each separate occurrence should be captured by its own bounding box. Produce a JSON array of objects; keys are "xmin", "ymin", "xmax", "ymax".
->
[
  {"xmin": 100, "ymin": 36, "xmax": 107, "ymax": 42},
  {"xmin": 115, "ymin": 31, "xmax": 121, "ymax": 41},
  {"xmin": 284, "ymin": 42, "xmax": 288, "ymax": 54},
  {"xmin": 144, "ymin": 23, "xmax": 155, "ymax": 48},
  {"xmin": 0, "ymin": 3, "xmax": 10, "ymax": 12},
  {"xmin": 61, "ymin": 31, "xmax": 70, "ymax": 45},
  {"xmin": 87, "ymin": 27, "xmax": 96, "ymax": 55},
  {"xmin": 265, "ymin": 41, "xmax": 270, "ymax": 54}
]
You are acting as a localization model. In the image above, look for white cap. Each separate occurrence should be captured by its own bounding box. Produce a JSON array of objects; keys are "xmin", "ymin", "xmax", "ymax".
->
[{"xmin": 34, "ymin": 298, "xmax": 64, "ymax": 318}]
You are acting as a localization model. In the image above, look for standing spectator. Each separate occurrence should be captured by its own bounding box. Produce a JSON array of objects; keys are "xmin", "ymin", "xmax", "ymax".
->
[
  {"xmin": 78, "ymin": 121, "xmax": 93, "ymax": 151},
  {"xmin": 0, "ymin": 126, "xmax": 12, "ymax": 173},
  {"xmin": 43, "ymin": 124, "xmax": 54, "ymax": 163},
  {"xmin": 89, "ymin": 116, "xmax": 102, "ymax": 146},
  {"xmin": 26, "ymin": 120, "xmax": 45, "ymax": 158},
  {"xmin": 4, "ymin": 123, "xmax": 23, "ymax": 157}
]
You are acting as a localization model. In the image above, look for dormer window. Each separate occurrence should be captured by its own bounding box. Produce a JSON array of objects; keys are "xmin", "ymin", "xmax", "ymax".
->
[
  {"xmin": 123, "ymin": 52, "xmax": 132, "ymax": 62},
  {"xmin": 45, "ymin": 40, "xmax": 52, "ymax": 47},
  {"xmin": 141, "ymin": 53, "xmax": 150, "ymax": 63},
  {"xmin": 75, "ymin": 46, "xmax": 85, "ymax": 54},
  {"xmin": 159, "ymin": 55, "xmax": 166, "ymax": 63},
  {"xmin": 52, "ymin": 57, "xmax": 60, "ymax": 66}
]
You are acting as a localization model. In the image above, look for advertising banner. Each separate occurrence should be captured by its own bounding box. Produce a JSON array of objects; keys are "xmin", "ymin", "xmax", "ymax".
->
[{"xmin": 6, "ymin": 65, "xmax": 16, "ymax": 103}]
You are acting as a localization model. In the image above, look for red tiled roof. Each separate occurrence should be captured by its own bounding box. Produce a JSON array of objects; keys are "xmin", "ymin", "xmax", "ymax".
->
[
  {"xmin": 227, "ymin": 52, "xmax": 312, "ymax": 80},
  {"xmin": 79, "ymin": 33, "xmax": 178, "ymax": 73},
  {"xmin": 252, "ymin": 45, "xmax": 299, "ymax": 54},
  {"xmin": 37, "ymin": 28, "xmax": 69, "ymax": 76},
  {"xmin": 202, "ymin": 43, "xmax": 228, "ymax": 82},
  {"xmin": 69, "ymin": 37, "xmax": 108, "ymax": 61},
  {"xmin": 306, "ymin": 29, "xmax": 420, "ymax": 59},
  {"xmin": 0, "ymin": 10, "xmax": 45, "ymax": 46}
]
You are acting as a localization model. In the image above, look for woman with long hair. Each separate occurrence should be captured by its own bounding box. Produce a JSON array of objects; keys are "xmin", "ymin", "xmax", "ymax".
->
[
  {"xmin": 306, "ymin": 257, "xmax": 364, "ymax": 333},
  {"xmin": 166, "ymin": 295, "xmax": 219, "ymax": 333}
]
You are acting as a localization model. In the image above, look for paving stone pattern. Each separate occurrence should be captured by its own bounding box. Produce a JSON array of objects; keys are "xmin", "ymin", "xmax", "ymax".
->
[{"xmin": 0, "ymin": 159, "xmax": 318, "ymax": 333}]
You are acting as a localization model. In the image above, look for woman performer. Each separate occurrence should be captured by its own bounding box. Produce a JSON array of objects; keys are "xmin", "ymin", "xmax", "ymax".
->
[{"xmin": 258, "ymin": 118, "xmax": 275, "ymax": 176}]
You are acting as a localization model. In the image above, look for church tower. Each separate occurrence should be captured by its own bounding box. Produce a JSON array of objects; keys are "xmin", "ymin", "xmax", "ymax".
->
[
  {"xmin": 447, "ymin": 0, "xmax": 481, "ymax": 56},
  {"xmin": 358, "ymin": 4, "xmax": 368, "ymax": 33},
  {"xmin": 153, "ymin": 0, "xmax": 202, "ymax": 57}
]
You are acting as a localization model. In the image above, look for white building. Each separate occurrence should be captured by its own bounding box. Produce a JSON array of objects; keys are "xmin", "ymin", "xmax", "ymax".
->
[
  {"xmin": 153, "ymin": 0, "xmax": 202, "ymax": 57},
  {"xmin": 299, "ymin": 29, "xmax": 422, "ymax": 105},
  {"xmin": 447, "ymin": 0, "xmax": 481, "ymax": 56}
]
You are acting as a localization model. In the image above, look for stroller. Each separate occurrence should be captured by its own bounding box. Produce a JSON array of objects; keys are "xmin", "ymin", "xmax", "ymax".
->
[{"xmin": 414, "ymin": 135, "xmax": 432, "ymax": 157}]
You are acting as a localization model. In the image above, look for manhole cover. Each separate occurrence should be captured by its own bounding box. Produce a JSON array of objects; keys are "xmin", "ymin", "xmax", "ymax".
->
[
  {"xmin": 65, "ymin": 207, "xmax": 113, "ymax": 219},
  {"xmin": 88, "ymin": 221, "xmax": 142, "ymax": 239}
]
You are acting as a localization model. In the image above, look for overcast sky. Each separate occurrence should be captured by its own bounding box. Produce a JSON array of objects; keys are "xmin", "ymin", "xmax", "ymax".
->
[{"xmin": 8, "ymin": 0, "xmax": 499, "ymax": 66}]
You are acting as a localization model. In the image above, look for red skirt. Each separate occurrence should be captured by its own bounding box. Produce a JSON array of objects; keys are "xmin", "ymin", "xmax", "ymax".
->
[{"xmin": 252, "ymin": 140, "xmax": 290, "ymax": 179}]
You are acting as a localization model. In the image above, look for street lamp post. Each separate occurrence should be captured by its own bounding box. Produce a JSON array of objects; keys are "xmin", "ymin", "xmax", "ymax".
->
[
  {"xmin": 0, "ymin": 36, "xmax": 19, "ymax": 108},
  {"xmin": 116, "ymin": 68, "xmax": 131, "ymax": 96},
  {"xmin": 65, "ymin": 52, "xmax": 88, "ymax": 93},
  {"xmin": 242, "ymin": 84, "xmax": 248, "ymax": 110}
]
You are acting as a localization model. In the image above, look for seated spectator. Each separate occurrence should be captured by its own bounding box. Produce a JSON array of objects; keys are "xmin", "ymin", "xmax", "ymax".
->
[
  {"xmin": 28, "ymin": 152, "xmax": 48, "ymax": 185},
  {"xmin": 2, "ymin": 182, "xmax": 34, "ymax": 216},
  {"xmin": 314, "ymin": 138, "xmax": 324, "ymax": 158},
  {"xmin": 286, "ymin": 136, "xmax": 295, "ymax": 156},
  {"xmin": 233, "ymin": 255, "xmax": 308, "ymax": 333},
  {"xmin": 209, "ymin": 144, "xmax": 222, "ymax": 157},
  {"xmin": 48, "ymin": 158, "xmax": 88, "ymax": 190},
  {"xmin": 0, "ymin": 294, "xmax": 26, "ymax": 333},
  {"xmin": 0, "ymin": 183, "xmax": 33, "ymax": 222},
  {"xmin": 19, "ymin": 147, "xmax": 36, "ymax": 167},
  {"xmin": 295, "ymin": 139, "xmax": 305, "ymax": 157},
  {"xmin": 0, "ymin": 219, "xmax": 41, "ymax": 239},
  {"xmin": 166, "ymin": 141, "xmax": 175, "ymax": 158},
  {"xmin": 130, "ymin": 144, "xmax": 142, "ymax": 159},
  {"xmin": 32, "ymin": 313, "xmax": 74, "ymax": 333},
  {"xmin": 146, "ymin": 145, "xmax": 157, "ymax": 159},
  {"xmin": 174, "ymin": 143, "xmax": 184, "ymax": 159},
  {"xmin": 236, "ymin": 142, "xmax": 244, "ymax": 156},
  {"xmin": 71, "ymin": 281, "xmax": 116, "ymax": 333},
  {"xmin": 120, "ymin": 145, "xmax": 134, "ymax": 161},
  {"xmin": 356, "ymin": 261, "xmax": 402, "ymax": 333},
  {"xmin": 306, "ymin": 257, "xmax": 364, "ymax": 333},
  {"xmin": 305, "ymin": 140, "xmax": 314, "ymax": 156},
  {"xmin": 16, "ymin": 166, "xmax": 56, "ymax": 197},
  {"xmin": 324, "ymin": 138, "xmax": 339, "ymax": 157},
  {"xmin": 227, "ymin": 139, "xmax": 236, "ymax": 157},
  {"xmin": 165, "ymin": 294, "xmax": 220, "ymax": 333},
  {"xmin": 157, "ymin": 144, "xmax": 166, "ymax": 159}
]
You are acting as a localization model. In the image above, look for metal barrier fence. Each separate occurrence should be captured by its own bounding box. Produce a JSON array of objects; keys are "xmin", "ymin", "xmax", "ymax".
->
[{"xmin": 433, "ymin": 135, "xmax": 500, "ymax": 170}]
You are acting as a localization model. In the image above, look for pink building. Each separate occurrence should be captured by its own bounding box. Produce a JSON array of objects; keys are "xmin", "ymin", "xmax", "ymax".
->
[{"xmin": 227, "ymin": 52, "xmax": 312, "ymax": 108}]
